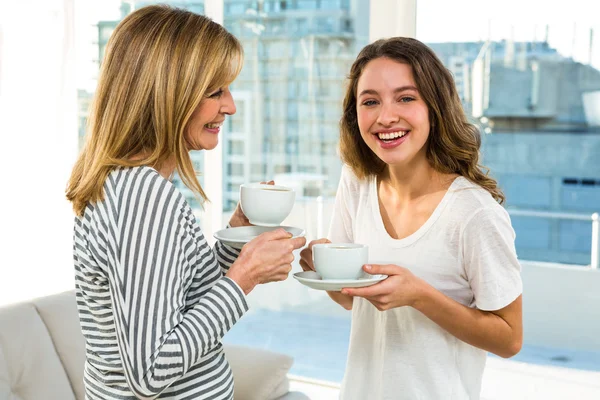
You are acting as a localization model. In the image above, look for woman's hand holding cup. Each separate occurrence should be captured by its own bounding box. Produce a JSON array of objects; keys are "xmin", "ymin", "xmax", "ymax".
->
[
  {"xmin": 299, "ymin": 238, "xmax": 331, "ymax": 272},
  {"xmin": 228, "ymin": 180, "xmax": 275, "ymax": 227},
  {"xmin": 300, "ymin": 238, "xmax": 356, "ymax": 311},
  {"xmin": 226, "ymin": 228, "xmax": 306, "ymax": 294}
]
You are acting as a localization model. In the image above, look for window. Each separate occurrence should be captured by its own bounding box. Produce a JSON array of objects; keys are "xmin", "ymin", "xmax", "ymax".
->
[
  {"xmin": 315, "ymin": 17, "xmax": 335, "ymax": 33},
  {"xmin": 418, "ymin": 0, "xmax": 600, "ymax": 266},
  {"xmin": 561, "ymin": 178, "xmax": 600, "ymax": 211},
  {"xmin": 297, "ymin": 0, "xmax": 317, "ymax": 10},
  {"xmin": 227, "ymin": 162, "xmax": 244, "ymax": 175},
  {"xmin": 73, "ymin": 0, "xmax": 600, "ymax": 390},
  {"xmin": 227, "ymin": 140, "xmax": 245, "ymax": 155}
]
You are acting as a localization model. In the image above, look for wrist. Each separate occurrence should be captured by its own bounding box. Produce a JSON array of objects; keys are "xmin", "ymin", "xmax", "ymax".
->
[
  {"xmin": 411, "ymin": 277, "xmax": 432, "ymax": 310},
  {"xmin": 226, "ymin": 268, "xmax": 255, "ymax": 295}
]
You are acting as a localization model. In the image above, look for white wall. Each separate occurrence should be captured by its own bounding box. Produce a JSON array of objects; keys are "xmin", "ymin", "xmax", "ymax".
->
[
  {"xmin": 521, "ymin": 261, "xmax": 600, "ymax": 352},
  {"xmin": 0, "ymin": 0, "xmax": 78, "ymax": 306}
]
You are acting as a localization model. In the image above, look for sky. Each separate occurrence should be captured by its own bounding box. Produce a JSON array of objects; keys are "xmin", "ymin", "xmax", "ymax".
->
[
  {"xmin": 417, "ymin": 0, "xmax": 600, "ymax": 67},
  {"xmin": 74, "ymin": 0, "xmax": 600, "ymax": 91}
]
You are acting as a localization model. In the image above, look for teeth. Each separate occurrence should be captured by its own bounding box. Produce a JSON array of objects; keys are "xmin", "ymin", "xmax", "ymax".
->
[
  {"xmin": 377, "ymin": 131, "xmax": 407, "ymax": 140},
  {"xmin": 205, "ymin": 122, "xmax": 223, "ymax": 129}
]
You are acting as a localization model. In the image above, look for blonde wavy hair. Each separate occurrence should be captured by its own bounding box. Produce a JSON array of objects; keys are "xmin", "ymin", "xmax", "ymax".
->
[
  {"xmin": 66, "ymin": 5, "xmax": 243, "ymax": 216},
  {"xmin": 340, "ymin": 37, "xmax": 505, "ymax": 204}
]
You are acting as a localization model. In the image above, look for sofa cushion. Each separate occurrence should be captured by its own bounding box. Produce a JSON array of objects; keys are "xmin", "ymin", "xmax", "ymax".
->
[
  {"xmin": 224, "ymin": 344, "xmax": 293, "ymax": 400},
  {"xmin": 32, "ymin": 291, "xmax": 85, "ymax": 400},
  {"xmin": 0, "ymin": 302, "xmax": 75, "ymax": 400}
]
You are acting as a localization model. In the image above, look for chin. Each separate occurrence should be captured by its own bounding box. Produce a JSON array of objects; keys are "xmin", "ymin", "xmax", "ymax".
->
[
  {"xmin": 202, "ymin": 142, "xmax": 218, "ymax": 151},
  {"xmin": 377, "ymin": 154, "xmax": 411, "ymax": 166},
  {"xmin": 189, "ymin": 141, "xmax": 218, "ymax": 151}
]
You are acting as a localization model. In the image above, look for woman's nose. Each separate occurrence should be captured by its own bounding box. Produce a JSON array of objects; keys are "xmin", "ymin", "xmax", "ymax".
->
[
  {"xmin": 221, "ymin": 90, "xmax": 236, "ymax": 115},
  {"xmin": 376, "ymin": 102, "xmax": 399, "ymax": 126}
]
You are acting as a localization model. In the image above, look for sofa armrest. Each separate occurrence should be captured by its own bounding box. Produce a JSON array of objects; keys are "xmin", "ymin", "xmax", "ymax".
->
[
  {"xmin": 32, "ymin": 291, "xmax": 86, "ymax": 400},
  {"xmin": 223, "ymin": 344, "xmax": 294, "ymax": 400}
]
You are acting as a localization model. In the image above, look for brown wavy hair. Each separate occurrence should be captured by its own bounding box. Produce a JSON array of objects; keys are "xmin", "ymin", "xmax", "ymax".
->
[
  {"xmin": 66, "ymin": 5, "xmax": 243, "ymax": 216},
  {"xmin": 340, "ymin": 37, "xmax": 504, "ymax": 204}
]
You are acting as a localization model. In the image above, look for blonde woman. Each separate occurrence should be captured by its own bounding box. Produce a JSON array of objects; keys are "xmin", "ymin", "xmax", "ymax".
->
[
  {"xmin": 66, "ymin": 6, "xmax": 305, "ymax": 399},
  {"xmin": 300, "ymin": 37, "xmax": 522, "ymax": 399}
]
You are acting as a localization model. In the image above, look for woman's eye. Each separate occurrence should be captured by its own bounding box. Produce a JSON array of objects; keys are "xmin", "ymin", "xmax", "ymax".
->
[
  {"xmin": 362, "ymin": 100, "xmax": 378, "ymax": 106},
  {"xmin": 399, "ymin": 97, "xmax": 415, "ymax": 103},
  {"xmin": 209, "ymin": 89, "xmax": 224, "ymax": 98}
]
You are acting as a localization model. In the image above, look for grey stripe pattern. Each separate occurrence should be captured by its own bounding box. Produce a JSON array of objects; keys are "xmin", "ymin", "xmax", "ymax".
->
[{"xmin": 73, "ymin": 166, "xmax": 248, "ymax": 399}]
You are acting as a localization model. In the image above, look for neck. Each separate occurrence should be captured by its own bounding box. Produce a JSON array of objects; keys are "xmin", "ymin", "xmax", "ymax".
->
[
  {"xmin": 156, "ymin": 157, "xmax": 177, "ymax": 180},
  {"xmin": 381, "ymin": 159, "xmax": 442, "ymax": 202},
  {"xmin": 130, "ymin": 152, "xmax": 178, "ymax": 180}
]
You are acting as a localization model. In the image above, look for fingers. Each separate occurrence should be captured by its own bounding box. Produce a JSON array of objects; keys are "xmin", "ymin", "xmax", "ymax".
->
[
  {"xmin": 259, "ymin": 228, "xmax": 293, "ymax": 241},
  {"xmin": 266, "ymin": 264, "xmax": 293, "ymax": 282},
  {"xmin": 299, "ymin": 248, "xmax": 315, "ymax": 271},
  {"xmin": 363, "ymin": 264, "xmax": 400, "ymax": 276},
  {"xmin": 283, "ymin": 253, "xmax": 295, "ymax": 264},
  {"xmin": 289, "ymin": 236, "xmax": 307, "ymax": 250},
  {"xmin": 275, "ymin": 263, "xmax": 293, "ymax": 275},
  {"xmin": 368, "ymin": 299, "xmax": 389, "ymax": 311},
  {"xmin": 341, "ymin": 281, "xmax": 387, "ymax": 297},
  {"xmin": 299, "ymin": 247, "xmax": 312, "ymax": 262},
  {"xmin": 259, "ymin": 180, "xmax": 275, "ymax": 185},
  {"xmin": 308, "ymin": 238, "xmax": 331, "ymax": 250},
  {"xmin": 299, "ymin": 259, "xmax": 315, "ymax": 272},
  {"xmin": 257, "ymin": 229, "xmax": 305, "ymax": 249},
  {"xmin": 299, "ymin": 240, "xmax": 324, "ymax": 258}
]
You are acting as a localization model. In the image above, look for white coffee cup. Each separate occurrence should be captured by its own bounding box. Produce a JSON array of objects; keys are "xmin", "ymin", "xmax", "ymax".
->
[
  {"xmin": 312, "ymin": 243, "xmax": 368, "ymax": 280},
  {"xmin": 240, "ymin": 183, "xmax": 295, "ymax": 226}
]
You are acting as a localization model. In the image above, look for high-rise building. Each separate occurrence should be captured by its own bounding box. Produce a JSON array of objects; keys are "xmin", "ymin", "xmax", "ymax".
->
[
  {"xmin": 429, "ymin": 40, "xmax": 600, "ymax": 265},
  {"xmin": 81, "ymin": 0, "xmax": 366, "ymax": 211},
  {"xmin": 221, "ymin": 0, "xmax": 369, "ymax": 210}
]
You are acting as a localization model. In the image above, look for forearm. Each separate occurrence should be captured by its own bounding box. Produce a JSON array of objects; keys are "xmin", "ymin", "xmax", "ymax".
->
[
  {"xmin": 413, "ymin": 283, "xmax": 521, "ymax": 358},
  {"xmin": 327, "ymin": 291, "xmax": 353, "ymax": 310}
]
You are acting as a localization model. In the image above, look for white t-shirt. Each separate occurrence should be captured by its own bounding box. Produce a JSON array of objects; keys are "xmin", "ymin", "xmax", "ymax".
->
[{"xmin": 330, "ymin": 166, "xmax": 522, "ymax": 400}]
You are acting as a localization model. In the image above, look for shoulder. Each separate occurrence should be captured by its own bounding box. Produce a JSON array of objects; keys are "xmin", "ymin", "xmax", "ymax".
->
[
  {"xmin": 448, "ymin": 177, "xmax": 511, "ymax": 230},
  {"xmin": 104, "ymin": 166, "xmax": 188, "ymax": 218},
  {"xmin": 339, "ymin": 164, "xmax": 373, "ymax": 195},
  {"xmin": 450, "ymin": 177, "xmax": 505, "ymax": 213}
]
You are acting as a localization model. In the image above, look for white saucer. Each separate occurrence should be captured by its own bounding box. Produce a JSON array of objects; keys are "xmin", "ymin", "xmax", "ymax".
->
[
  {"xmin": 213, "ymin": 225, "xmax": 306, "ymax": 249},
  {"xmin": 293, "ymin": 271, "xmax": 387, "ymax": 292}
]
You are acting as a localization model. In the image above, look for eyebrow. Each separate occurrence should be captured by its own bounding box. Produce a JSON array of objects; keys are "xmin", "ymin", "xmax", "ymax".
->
[{"xmin": 358, "ymin": 85, "xmax": 418, "ymax": 97}]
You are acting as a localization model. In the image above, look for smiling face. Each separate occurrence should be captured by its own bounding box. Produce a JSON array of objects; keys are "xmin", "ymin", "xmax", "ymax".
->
[
  {"xmin": 184, "ymin": 86, "xmax": 236, "ymax": 151},
  {"xmin": 356, "ymin": 57, "xmax": 430, "ymax": 168}
]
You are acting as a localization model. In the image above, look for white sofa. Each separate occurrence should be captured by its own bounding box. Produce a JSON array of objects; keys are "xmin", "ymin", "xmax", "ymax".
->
[{"xmin": 0, "ymin": 291, "xmax": 309, "ymax": 400}]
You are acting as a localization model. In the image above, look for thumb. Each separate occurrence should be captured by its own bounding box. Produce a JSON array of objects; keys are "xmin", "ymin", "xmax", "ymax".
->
[
  {"xmin": 257, "ymin": 228, "xmax": 293, "ymax": 242},
  {"xmin": 363, "ymin": 263, "xmax": 399, "ymax": 276}
]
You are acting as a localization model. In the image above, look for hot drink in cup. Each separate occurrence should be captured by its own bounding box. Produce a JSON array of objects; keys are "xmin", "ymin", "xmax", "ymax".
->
[
  {"xmin": 240, "ymin": 183, "xmax": 295, "ymax": 226},
  {"xmin": 312, "ymin": 243, "xmax": 368, "ymax": 280}
]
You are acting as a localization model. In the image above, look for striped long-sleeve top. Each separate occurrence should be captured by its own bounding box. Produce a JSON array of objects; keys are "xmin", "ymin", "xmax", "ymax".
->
[{"xmin": 73, "ymin": 166, "xmax": 249, "ymax": 399}]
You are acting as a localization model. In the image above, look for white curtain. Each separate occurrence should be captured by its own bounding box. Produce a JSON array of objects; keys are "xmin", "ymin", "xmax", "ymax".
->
[{"xmin": 0, "ymin": 0, "xmax": 78, "ymax": 305}]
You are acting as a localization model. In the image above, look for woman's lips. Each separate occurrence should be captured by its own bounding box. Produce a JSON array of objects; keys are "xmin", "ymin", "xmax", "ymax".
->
[
  {"xmin": 204, "ymin": 126, "xmax": 220, "ymax": 134},
  {"xmin": 375, "ymin": 131, "xmax": 410, "ymax": 149}
]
